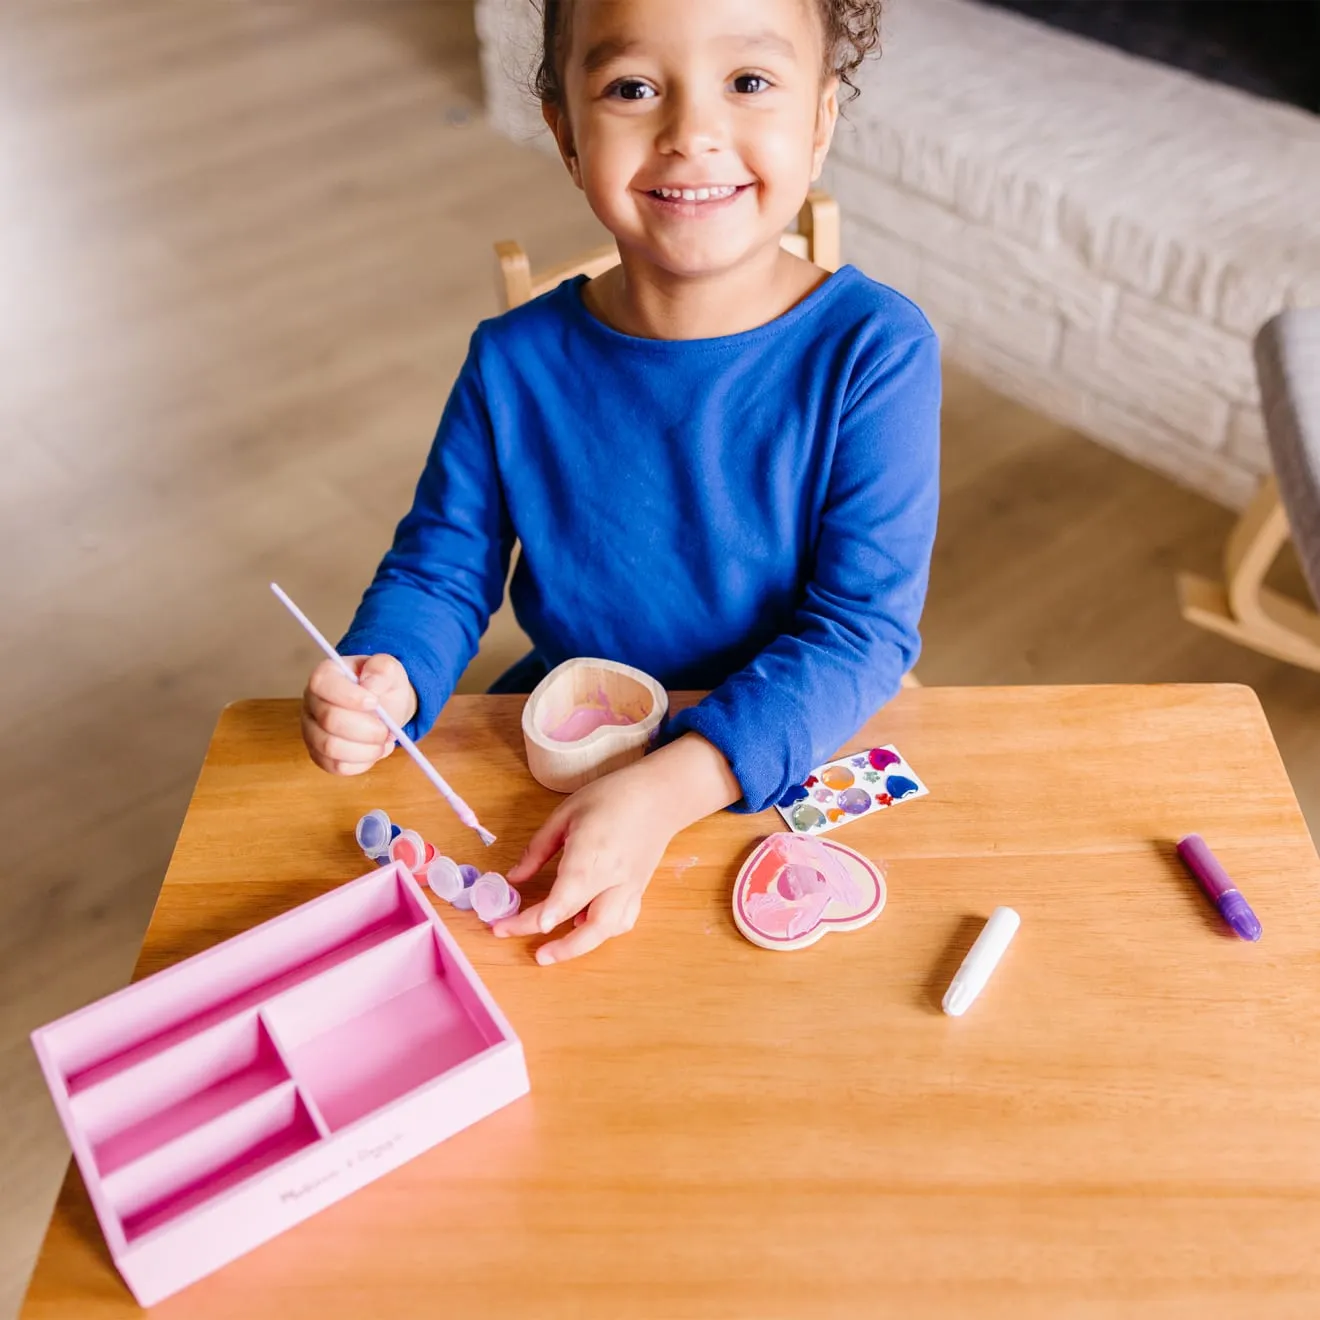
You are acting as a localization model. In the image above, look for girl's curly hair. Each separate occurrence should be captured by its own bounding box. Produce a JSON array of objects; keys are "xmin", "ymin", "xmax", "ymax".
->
[{"xmin": 533, "ymin": 1, "xmax": 884, "ymax": 107}]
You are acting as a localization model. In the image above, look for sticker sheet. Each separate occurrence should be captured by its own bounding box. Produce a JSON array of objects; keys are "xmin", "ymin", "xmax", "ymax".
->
[{"xmin": 774, "ymin": 744, "xmax": 928, "ymax": 836}]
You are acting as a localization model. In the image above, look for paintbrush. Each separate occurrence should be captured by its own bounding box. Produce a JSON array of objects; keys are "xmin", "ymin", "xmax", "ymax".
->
[{"xmin": 270, "ymin": 583, "xmax": 496, "ymax": 847}]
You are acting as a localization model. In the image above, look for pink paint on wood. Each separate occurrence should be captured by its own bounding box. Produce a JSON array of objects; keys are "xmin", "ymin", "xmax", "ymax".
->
[
  {"xmin": 546, "ymin": 703, "xmax": 636, "ymax": 743},
  {"xmin": 732, "ymin": 835, "xmax": 887, "ymax": 951}
]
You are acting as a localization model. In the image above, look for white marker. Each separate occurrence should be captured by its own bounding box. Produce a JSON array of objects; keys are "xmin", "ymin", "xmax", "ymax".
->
[{"xmin": 942, "ymin": 907, "xmax": 1020, "ymax": 1017}]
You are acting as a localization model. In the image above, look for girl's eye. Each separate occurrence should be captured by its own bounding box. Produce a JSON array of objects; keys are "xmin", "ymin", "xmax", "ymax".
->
[
  {"xmin": 732, "ymin": 74, "xmax": 771, "ymax": 94},
  {"xmin": 608, "ymin": 79, "xmax": 657, "ymax": 101}
]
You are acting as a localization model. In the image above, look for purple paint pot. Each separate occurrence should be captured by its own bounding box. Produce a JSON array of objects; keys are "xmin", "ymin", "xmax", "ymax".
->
[
  {"xmin": 471, "ymin": 872, "xmax": 521, "ymax": 924},
  {"xmin": 355, "ymin": 809, "xmax": 393, "ymax": 860},
  {"xmin": 450, "ymin": 863, "xmax": 480, "ymax": 911}
]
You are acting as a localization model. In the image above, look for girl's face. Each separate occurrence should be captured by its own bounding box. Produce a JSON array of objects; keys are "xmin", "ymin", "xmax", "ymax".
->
[{"xmin": 547, "ymin": 0, "xmax": 839, "ymax": 280}]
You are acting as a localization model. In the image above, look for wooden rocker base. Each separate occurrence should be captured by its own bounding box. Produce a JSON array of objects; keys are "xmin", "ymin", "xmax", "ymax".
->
[
  {"xmin": 1177, "ymin": 476, "xmax": 1320, "ymax": 675},
  {"xmin": 1178, "ymin": 573, "xmax": 1320, "ymax": 672}
]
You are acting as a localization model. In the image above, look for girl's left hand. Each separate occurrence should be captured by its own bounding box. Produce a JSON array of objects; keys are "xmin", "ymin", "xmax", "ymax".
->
[{"xmin": 490, "ymin": 759, "xmax": 680, "ymax": 964}]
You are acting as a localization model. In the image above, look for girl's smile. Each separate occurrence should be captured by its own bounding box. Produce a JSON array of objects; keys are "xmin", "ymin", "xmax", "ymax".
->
[{"xmin": 640, "ymin": 181, "xmax": 756, "ymax": 217}]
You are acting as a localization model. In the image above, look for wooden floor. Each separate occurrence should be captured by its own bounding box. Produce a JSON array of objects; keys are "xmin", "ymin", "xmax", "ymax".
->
[{"xmin": 0, "ymin": 3, "xmax": 1316, "ymax": 1315}]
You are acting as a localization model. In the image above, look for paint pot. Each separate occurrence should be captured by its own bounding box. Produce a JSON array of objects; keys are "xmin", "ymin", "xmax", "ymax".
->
[
  {"xmin": 425, "ymin": 856, "xmax": 466, "ymax": 904},
  {"xmin": 471, "ymin": 872, "xmax": 521, "ymax": 924},
  {"xmin": 389, "ymin": 829, "xmax": 428, "ymax": 873},
  {"xmin": 355, "ymin": 809, "xmax": 392, "ymax": 861},
  {"xmin": 450, "ymin": 863, "xmax": 480, "ymax": 911}
]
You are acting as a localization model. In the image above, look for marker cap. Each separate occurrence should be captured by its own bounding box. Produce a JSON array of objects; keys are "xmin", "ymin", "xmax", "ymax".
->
[{"xmin": 943, "ymin": 906, "xmax": 1021, "ymax": 1017}]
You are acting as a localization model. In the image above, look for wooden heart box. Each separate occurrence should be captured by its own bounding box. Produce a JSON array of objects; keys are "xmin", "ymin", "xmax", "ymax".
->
[{"xmin": 521, "ymin": 657, "xmax": 668, "ymax": 794}]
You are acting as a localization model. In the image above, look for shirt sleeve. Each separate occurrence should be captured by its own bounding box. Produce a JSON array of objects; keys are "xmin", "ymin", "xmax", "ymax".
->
[
  {"xmin": 665, "ymin": 330, "xmax": 941, "ymax": 813},
  {"xmin": 338, "ymin": 330, "xmax": 514, "ymax": 742}
]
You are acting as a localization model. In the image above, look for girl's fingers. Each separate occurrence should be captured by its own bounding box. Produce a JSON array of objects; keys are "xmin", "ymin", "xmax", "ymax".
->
[
  {"xmin": 532, "ymin": 863, "xmax": 603, "ymax": 934},
  {"xmin": 490, "ymin": 857, "xmax": 602, "ymax": 937},
  {"xmin": 300, "ymin": 712, "xmax": 389, "ymax": 772},
  {"xmin": 491, "ymin": 896, "xmax": 554, "ymax": 939},
  {"xmin": 496, "ymin": 825, "xmax": 614, "ymax": 937},
  {"xmin": 493, "ymin": 805, "xmax": 578, "ymax": 933},
  {"xmin": 535, "ymin": 888, "xmax": 640, "ymax": 966},
  {"xmin": 304, "ymin": 692, "xmax": 389, "ymax": 745},
  {"xmin": 304, "ymin": 746, "xmax": 375, "ymax": 777},
  {"xmin": 359, "ymin": 652, "xmax": 408, "ymax": 696},
  {"xmin": 300, "ymin": 655, "xmax": 404, "ymax": 777},
  {"xmin": 301, "ymin": 719, "xmax": 386, "ymax": 765},
  {"xmin": 359, "ymin": 655, "xmax": 419, "ymax": 726},
  {"xmin": 306, "ymin": 657, "xmax": 376, "ymax": 712},
  {"xmin": 506, "ymin": 806, "xmax": 571, "ymax": 885}
]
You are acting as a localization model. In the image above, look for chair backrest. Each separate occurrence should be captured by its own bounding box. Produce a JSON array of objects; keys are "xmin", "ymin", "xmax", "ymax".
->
[{"xmin": 495, "ymin": 190, "xmax": 840, "ymax": 312}]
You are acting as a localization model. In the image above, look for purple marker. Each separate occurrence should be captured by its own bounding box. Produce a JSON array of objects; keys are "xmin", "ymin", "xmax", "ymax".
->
[{"xmin": 1176, "ymin": 834, "xmax": 1262, "ymax": 941}]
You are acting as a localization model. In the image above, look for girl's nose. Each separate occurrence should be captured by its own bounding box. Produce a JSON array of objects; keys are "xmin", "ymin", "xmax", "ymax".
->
[{"xmin": 656, "ymin": 88, "xmax": 724, "ymax": 157}]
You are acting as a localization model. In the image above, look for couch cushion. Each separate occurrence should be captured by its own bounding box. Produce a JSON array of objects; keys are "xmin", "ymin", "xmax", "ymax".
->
[{"xmin": 1257, "ymin": 308, "xmax": 1320, "ymax": 604}]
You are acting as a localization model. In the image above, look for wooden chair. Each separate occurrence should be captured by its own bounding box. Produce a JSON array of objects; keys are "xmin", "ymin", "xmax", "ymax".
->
[
  {"xmin": 495, "ymin": 190, "xmax": 840, "ymax": 311},
  {"xmin": 491, "ymin": 189, "xmax": 922, "ymax": 691},
  {"xmin": 1177, "ymin": 309, "xmax": 1320, "ymax": 672}
]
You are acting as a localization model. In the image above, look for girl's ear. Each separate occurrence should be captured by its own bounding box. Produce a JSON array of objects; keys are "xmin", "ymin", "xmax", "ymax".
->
[
  {"xmin": 542, "ymin": 101, "xmax": 584, "ymax": 189},
  {"xmin": 810, "ymin": 77, "xmax": 841, "ymax": 182}
]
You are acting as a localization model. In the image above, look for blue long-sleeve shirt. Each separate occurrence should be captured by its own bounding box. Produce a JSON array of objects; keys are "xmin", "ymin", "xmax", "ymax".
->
[{"xmin": 339, "ymin": 265, "xmax": 941, "ymax": 813}]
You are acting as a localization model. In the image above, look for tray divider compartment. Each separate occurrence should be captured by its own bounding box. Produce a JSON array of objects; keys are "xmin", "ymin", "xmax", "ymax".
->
[
  {"xmin": 429, "ymin": 908, "xmax": 516, "ymax": 1050},
  {"xmin": 258, "ymin": 1009, "xmax": 332, "ymax": 1139},
  {"xmin": 263, "ymin": 924, "xmax": 496, "ymax": 1133},
  {"xmin": 104, "ymin": 1080, "xmax": 319, "ymax": 1243},
  {"xmin": 71, "ymin": 1011, "xmax": 292, "ymax": 1176},
  {"xmin": 50, "ymin": 866, "xmax": 429, "ymax": 1095}
]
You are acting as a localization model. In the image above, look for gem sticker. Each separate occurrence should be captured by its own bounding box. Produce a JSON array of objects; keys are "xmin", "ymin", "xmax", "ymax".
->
[
  {"xmin": 791, "ymin": 802, "xmax": 827, "ymax": 833},
  {"xmin": 774, "ymin": 744, "xmax": 928, "ymax": 836}
]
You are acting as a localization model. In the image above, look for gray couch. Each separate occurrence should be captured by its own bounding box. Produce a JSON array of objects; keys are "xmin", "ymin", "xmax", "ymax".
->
[
  {"xmin": 1258, "ymin": 308, "xmax": 1320, "ymax": 603},
  {"xmin": 1177, "ymin": 306, "xmax": 1320, "ymax": 670}
]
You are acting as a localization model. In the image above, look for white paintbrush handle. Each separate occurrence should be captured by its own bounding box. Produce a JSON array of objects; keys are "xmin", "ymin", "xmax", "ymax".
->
[{"xmin": 271, "ymin": 583, "xmax": 495, "ymax": 845}]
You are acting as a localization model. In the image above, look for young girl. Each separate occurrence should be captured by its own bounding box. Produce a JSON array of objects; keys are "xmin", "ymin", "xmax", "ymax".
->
[{"xmin": 302, "ymin": 0, "xmax": 940, "ymax": 965}]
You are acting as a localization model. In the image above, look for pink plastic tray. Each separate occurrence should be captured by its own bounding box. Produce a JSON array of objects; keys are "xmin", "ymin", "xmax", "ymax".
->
[{"xmin": 31, "ymin": 862, "xmax": 529, "ymax": 1307}]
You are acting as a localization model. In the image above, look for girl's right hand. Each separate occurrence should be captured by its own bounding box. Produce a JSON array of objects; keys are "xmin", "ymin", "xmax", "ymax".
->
[{"xmin": 301, "ymin": 653, "xmax": 418, "ymax": 776}]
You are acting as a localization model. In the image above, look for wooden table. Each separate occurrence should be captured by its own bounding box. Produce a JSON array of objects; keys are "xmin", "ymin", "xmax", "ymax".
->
[{"xmin": 21, "ymin": 686, "xmax": 1320, "ymax": 1318}]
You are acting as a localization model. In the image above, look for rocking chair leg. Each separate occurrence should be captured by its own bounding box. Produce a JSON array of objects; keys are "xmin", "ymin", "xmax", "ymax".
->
[{"xmin": 1178, "ymin": 476, "xmax": 1320, "ymax": 673}]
